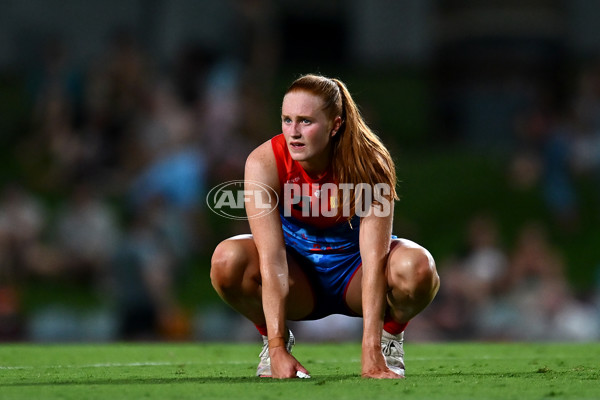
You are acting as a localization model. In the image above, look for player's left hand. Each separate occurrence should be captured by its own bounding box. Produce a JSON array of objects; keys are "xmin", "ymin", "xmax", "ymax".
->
[
  {"xmin": 361, "ymin": 366, "xmax": 403, "ymax": 379},
  {"xmin": 361, "ymin": 348, "xmax": 404, "ymax": 379}
]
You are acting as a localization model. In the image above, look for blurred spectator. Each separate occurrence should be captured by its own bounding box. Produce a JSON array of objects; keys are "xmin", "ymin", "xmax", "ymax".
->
[
  {"xmin": 572, "ymin": 61, "xmax": 600, "ymax": 134},
  {"xmin": 0, "ymin": 285, "xmax": 23, "ymax": 340},
  {"xmin": 509, "ymin": 99, "xmax": 580, "ymax": 232},
  {"xmin": 570, "ymin": 61, "xmax": 600, "ymax": 211},
  {"xmin": 0, "ymin": 184, "xmax": 47, "ymax": 340},
  {"xmin": 26, "ymin": 35, "xmax": 84, "ymax": 125},
  {"xmin": 112, "ymin": 204, "xmax": 190, "ymax": 341},
  {"xmin": 426, "ymin": 263, "xmax": 474, "ymax": 340},
  {"xmin": 172, "ymin": 42, "xmax": 216, "ymax": 107},
  {"xmin": 460, "ymin": 214, "xmax": 509, "ymax": 299},
  {"xmin": 192, "ymin": 0, "xmax": 282, "ymax": 184},
  {"xmin": 140, "ymin": 194, "xmax": 194, "ymax": 265},
  {"xmin": 541, "ymin": 119, "xmax": 579, "ymax": 232},
  {"xmin": 126, "ymin": 80, "xmax": 208, "ymax": 254},
  {"xmin": 17, "ymin": 36, "xmax": 88, "ymax": 191},
  {"xmin": 128, "ymin": 81, "xmax": 207, "ymax": 213},
  {"xmin": 232, "ymin": 0, "xmax": 281, "ymax": 144},
  {"xmin": 196, "ymin": 59, "xmax": 252, "ymax": 183},
  {"xmin": 428, "ymin": 214, "xmax": 509, "ymax": 340},
  {"xmin": 85, "ymin": 28, "xmax": 152, "ymax": 172},
  {"xmin": 0, "ymin": 184, "xmax": 48, "ymax": 280},
  {"xmin": 52, "ymin": 182, "xmax": 120, "ymax": 286},
  {"xmin": 22, "ymin": 87, "xmax": 80, "ymax": 190},
  {"xmin": 506, "ymin": 222, "xmax": 563, "ymax": 286}
]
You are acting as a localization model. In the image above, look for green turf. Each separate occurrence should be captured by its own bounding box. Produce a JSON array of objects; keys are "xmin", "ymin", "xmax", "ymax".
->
[{"xmin": 0, "ymin": 342, "xmax": 598, "ymax": 399}]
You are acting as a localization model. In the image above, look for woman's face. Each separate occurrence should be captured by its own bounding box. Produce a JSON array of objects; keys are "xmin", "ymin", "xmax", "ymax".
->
[{"xmin": 281, "ymin": 90, "xmax": 340, "ymax": 174}]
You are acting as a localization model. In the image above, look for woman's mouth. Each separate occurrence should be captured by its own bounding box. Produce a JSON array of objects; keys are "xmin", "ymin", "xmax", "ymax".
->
[{"xmin": 290, "ymin": 142, "xmax": 305, "ymax": 149}]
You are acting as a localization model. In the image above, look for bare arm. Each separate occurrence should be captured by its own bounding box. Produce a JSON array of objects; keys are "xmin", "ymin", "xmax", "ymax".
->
[
  {"xmin": 245, "ymin": 143, "xmax": 288, "ymax": 341},
  {"xmin": 245, "ymin": 142, "xmax": 308, "ymax": 378},
  {"xmin": 359, "ymin": 199, "xmax": 399, "ymax": 378}
]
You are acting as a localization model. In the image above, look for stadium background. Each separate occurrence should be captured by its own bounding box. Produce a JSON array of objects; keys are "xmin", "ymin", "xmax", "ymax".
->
[{"xmin": 0, "ymin": 0, "xmax": 599, "ymax": 343}]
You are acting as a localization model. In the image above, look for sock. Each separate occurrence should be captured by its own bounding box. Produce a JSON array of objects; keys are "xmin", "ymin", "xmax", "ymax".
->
[
  {"xmin": 383, "ymin": 314, "xmax": 408, "ymax": 335},
  {"xmin": 255, "ymin": 324, "xmax": 268, "ymax": 337}
]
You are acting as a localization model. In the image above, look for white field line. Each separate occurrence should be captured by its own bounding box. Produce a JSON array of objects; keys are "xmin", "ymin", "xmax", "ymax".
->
[{"xmin": 0, "ymin": 353, "xmax": 592, "ymax": 371}]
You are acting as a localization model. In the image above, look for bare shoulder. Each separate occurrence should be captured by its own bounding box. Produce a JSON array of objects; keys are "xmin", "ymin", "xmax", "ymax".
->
[
  {"xmin": 246, "ymin": 140, "xmax": 275, "ymax": 168},
  {"xmin": 245, "ymin": 139, "xmax": 279, "ymax": 188}
]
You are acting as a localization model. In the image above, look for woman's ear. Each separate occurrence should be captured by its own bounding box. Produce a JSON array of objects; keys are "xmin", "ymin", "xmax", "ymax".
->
[{"xmin": 331, "ymin": 116, "xmax": 342, "ymax": 137}]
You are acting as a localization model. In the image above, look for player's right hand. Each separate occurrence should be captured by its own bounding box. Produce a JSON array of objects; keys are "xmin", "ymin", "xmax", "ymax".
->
[{"xmin": 269, "ymin": 347, "xmax": 310, "ymax": 379}]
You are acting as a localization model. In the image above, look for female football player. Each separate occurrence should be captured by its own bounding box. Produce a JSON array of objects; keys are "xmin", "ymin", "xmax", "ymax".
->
[{"xmin": 210, "ymin": 74, "xmax": 440, "ymax": 379}]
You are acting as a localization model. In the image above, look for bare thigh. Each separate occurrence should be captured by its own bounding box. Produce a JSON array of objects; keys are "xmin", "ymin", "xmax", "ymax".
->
[{"xmin": 226, "ymin": 234, "xmax": 316, "ymax": 320}]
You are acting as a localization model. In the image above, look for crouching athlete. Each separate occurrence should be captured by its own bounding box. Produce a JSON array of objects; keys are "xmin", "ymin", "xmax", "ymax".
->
[{"xmin": 210, "ymin": 74, "xmax": 440, "ymax": 379}]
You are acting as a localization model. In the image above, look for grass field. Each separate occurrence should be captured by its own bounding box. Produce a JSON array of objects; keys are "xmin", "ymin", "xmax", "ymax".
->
[{"xmin": 0, "ymin": 342, "xmax": 598, "ymax": 400}]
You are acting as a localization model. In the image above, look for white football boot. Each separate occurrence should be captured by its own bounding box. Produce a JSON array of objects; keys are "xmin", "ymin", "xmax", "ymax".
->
[{"xmin": 381, "ymin": 330, "xmax": 405, "ymax": 377}]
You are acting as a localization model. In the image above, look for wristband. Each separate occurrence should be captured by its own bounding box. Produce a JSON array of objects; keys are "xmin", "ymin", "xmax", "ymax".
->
[{"xmin": 268, "ymin": 336, "xmax": 286, "ymax": 349}]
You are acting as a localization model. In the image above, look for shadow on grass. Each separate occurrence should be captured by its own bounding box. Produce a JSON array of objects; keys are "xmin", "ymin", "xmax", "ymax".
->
[
  {"xmin": 1, "ymin": 374, "xmax": 363, "ymax": 387},
  {"xmin": 4, "ymin": 369, "xmax": 581, "ymax": 387}
]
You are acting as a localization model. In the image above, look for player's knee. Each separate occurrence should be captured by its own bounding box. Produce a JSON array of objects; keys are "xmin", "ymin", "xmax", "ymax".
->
[
  {"xmin": 210, "ymin": 240, "xmax": 247, "ymax": 292},
  {"xmin": 391, "ymin": 246, "xmax": 439, "ymax": 302}
]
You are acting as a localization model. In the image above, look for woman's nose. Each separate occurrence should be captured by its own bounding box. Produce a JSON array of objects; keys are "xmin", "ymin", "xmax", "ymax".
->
[{"xmin": 291, "ymin": 124, "xmax": 301, "ymax": 136}]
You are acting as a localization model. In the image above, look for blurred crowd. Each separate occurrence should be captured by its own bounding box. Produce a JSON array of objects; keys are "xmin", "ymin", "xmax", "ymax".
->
[
  {"xmin": 416, "ymin": 60, "xmax": 600, "ymax": 342},
  {"xmin": 415, "ymin": 214, "xmax": 600, "ymax": 342},
  {"xmin": 2, "ymin": 19, "xmax": 600, "ymax": 343},
  {"xmin": 0, "ymin": 18, "xmax": 277, "ymax": 341},
  {"xmin": 508, "ymin": 61, "xmax": 600, "ymax": 233}
]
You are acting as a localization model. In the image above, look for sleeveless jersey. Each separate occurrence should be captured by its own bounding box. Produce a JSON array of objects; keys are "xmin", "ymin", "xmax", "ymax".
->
[
  {"xmin": 270, "ymin": 133, "xmax": 360, "ymax": 244},
  {"xmin": 270, "ymin": 134, "xmax": 362, "ymax": 319}
]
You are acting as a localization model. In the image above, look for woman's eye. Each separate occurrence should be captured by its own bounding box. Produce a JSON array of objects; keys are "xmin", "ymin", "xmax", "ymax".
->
[
  {"xmin": 283, "ymin": 117, "xmax": 291, "ymax": 124},
  {"xmin": 302, "ymin": 119, "xmax": 311, "ymax": 124}
]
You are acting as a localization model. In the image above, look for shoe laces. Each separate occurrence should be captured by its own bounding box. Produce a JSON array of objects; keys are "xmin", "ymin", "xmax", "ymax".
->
[
  {"xmin": 381, "ymin": 332, "xmax": 404, "ymax": 362},
  {"xmin": 258, "ymin": 339, "xmax": 270, "ymax": 360},
  {"xmin": 382, "ymin": 338, "xmax": 403, "ymax": 358}
]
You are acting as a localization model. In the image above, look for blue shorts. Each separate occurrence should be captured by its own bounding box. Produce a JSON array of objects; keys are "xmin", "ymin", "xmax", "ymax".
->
[
  {"xmin": 280, "ymin": 214, "xmax": 363, "ymax": 320},
  {"xmin": 287, "ymin": 245, "xmax": 362, "ymax": 320}
]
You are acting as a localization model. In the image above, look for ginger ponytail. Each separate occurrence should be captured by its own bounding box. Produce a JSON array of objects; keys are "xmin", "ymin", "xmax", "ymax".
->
[
  {"xmin": 330, "ymin": 77, "xmax": 398, "ymax": 196},
  {"xmin": 286, "ymin": 74, "xmax": 398, "ymax": 219}
]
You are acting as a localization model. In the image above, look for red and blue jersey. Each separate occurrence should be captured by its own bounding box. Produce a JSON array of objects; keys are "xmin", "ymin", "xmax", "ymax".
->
[
  {"xmin": 270, "ymin": 133, "xmax": 360, "ymax": 246},
  {"xmin": 271, "ymin": 133, "xmax": 344, "ymax": 229},
  {"xmin": 270, "ymin": 134, "xmax": 361, "ymax": 319}
]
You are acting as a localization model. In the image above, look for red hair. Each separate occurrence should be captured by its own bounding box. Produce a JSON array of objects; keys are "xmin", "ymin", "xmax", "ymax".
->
[{"xmin": 285, "ymin": 74, "xmax": 398, "ymax": 218}]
